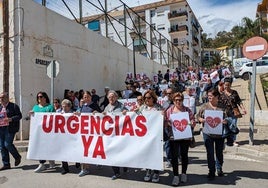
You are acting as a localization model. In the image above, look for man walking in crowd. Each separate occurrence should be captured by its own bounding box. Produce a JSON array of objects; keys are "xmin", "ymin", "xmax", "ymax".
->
[
  {"xmin": 164, "ymin": 69, "xmax": 170, "ymax": 83},
  {"xmin": 0, "ymin": 92, "xmax": 22, "ymax": 170}
]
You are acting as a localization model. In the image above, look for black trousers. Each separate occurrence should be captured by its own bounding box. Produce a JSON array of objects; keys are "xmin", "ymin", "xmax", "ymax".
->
[{"xmin": 170, "ymin": 139, "xmax": 190, "ymax": 176}]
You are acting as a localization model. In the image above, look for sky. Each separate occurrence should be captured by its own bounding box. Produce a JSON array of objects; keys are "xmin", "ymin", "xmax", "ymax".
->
[{"xmin": 125, "ymin": 0, "xmax": 261, "ymax": 38}]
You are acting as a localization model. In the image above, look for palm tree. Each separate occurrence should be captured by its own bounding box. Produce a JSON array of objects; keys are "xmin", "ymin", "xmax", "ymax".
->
[{"xmin": 210, "ymin": 53, "xmax": 224, "ymax": 66}]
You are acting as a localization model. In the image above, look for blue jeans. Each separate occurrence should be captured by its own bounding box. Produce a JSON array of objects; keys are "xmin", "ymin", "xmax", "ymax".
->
[
  {"xmin": 230, "ymin": 117, "xmax": 238, "ymax": 141},
  {"xmin": 164, "ymin": 140, "xmax": 172, "ymax": 162},
  {"xmin": 203, "ymin": 133, "xmax": 224, "ymax": 173},
  {"xmin": 0, "ymin": 126, "xmax": 21, "ymax": 166}
]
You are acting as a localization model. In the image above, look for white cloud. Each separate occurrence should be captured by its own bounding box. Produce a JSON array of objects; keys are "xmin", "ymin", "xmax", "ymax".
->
[{"xmin": 187, "ymin": 0, "xmax": 260, "ymax": 37}]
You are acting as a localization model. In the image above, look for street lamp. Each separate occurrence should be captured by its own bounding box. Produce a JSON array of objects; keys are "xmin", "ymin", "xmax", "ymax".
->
[{"xmin": 129, "ymin": 31, "xmax": 138, "ymax": 80}]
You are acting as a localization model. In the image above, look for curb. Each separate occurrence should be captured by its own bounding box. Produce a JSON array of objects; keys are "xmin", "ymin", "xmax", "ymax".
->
[{"xmin": 224, "ymin": 145, "xmax": 268, "ymax": 160}]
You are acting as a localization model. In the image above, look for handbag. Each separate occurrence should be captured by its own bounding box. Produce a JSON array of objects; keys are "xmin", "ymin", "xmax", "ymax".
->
[
  {"xmin": 224, "ymin": 93, "xmax": 243, "ymax": 118},
  {"xmin": 233, "ymin": 107, "xmax": 242, "ymax": 118}
]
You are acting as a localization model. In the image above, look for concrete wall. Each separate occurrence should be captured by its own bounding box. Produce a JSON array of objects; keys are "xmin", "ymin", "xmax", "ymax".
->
[{"xmin": 1, "ymin": 0, "xmax": 167, "ymax": 140}]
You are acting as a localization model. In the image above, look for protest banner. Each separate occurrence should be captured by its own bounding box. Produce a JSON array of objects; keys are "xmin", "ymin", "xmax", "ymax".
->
[
  {"xmin": 27, "ymin": 112, "xmax": 164, "ymax": 170},
  {"xmin": 210, "ymin": 70, "xmax": 220, "ymax": 84},
  {"xmin": 170, "ymin": 112, "xmax": 192, "ymax": 140},
  {"xmin": 203, "ymin": 110, "xmax": 223, "ymax": 135}
]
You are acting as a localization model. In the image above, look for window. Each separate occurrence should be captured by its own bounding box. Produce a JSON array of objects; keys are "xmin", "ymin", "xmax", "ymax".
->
[
  {"xmin": 158, "ymin": 39, "xmax": 166, "ymax": 45},
  {"xmin": 153, "ymin": 51, "xmax": 158, "ymax": 59},
  {"xmin": 152, "ymin": 37, "xmax": 157, "ymax": 45},
  {"xmin": 173, "ymin": 38, "xmax": 178, "ymax": 45},
  {"xmin": 88, "ymin": 20, "xmax": 100, "ymax": 31},
  {"xmin": 118, "ymin": 18, "xmax": 124, "ymax": 23},
  {"xmin": 157, "ymin": 11, "xmax": 165, "ymax": 17},
  {"xmin": 157, "ymin": 24, "xmax": 165, "ymax": 30},
  {"xmin": 150, "ymin": 10, "xmax": 156, "ymax": 17},
  {"xmin": 246, "ymin": 63, "xmax": 252, "ymax": 67}
]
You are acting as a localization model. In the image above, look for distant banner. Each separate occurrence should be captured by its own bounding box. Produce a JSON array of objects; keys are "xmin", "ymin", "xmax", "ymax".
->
[{"xmin": 27, "ymin": 112, "xmax": 164, "ymax": 170}]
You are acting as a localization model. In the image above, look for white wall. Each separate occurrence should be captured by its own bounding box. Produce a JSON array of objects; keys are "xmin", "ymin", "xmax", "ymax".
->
[{"xmin": 1, "ymin": 0, "xmax": 167, "ymax": 140}]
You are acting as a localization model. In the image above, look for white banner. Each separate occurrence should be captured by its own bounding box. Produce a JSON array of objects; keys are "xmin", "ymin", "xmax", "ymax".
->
[
  {"xmin": 203, "ymin": 110, "xmax": 223, "ymax": 135},
  {"xmin": 222, "ymin": 68, "xmax": 231, "ymax": 78},
  {"xmin": 27, "ymin": 112, "xmax": 164, "ymax": 170},
  {"xmin": 118, "ymin": 98, "xmax": 137, "ymax": 110},
  {"xmin": 170, "ymin": 112, "xmax": 192, "ymax": 140},
  {"xmin": 210, "ymin": 70, "xmax": 220, "ymax": 84}
]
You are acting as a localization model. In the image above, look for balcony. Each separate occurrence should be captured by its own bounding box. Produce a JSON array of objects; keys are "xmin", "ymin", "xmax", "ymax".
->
[
  {"xmin": 134, "ymin": 16, "xmax": 146, "ymax": 26},
  {"xmin": 169, "ymin": 25, "xmax": 188, "ymax": 34},
  {"xmin": 168, "ymin": 11, "xmax": 188, "ymax": 19},
  {"xmin": 192, "ymin": 36, "xmax": 199, "ymax": 46}
]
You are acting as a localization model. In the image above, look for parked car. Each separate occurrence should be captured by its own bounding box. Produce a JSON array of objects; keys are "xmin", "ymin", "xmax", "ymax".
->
[
  {"xmin": 239, "ymin": 59, "xmax": 268, "ymax": 80},
  {"xmin": 232, "ymin": 58, "xmax": 250, "ymax": 78}
]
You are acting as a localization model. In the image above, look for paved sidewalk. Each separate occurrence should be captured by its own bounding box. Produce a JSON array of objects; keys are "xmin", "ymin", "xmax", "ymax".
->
[{"xmin": 224, "ymin": 78, "xmax": 268, "ymax": 159}]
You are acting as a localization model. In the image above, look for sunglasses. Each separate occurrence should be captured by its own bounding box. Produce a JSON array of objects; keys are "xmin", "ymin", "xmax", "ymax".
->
[
  {"xmin": 166, "ymin": 93, "xmax": 172, "ymax": 95},
  {"xmin": 174, "ymin": 98, "xmax": 183, "ymax": 102},
  {"xmin": 38, "ymin": 96, "xmax": 44, "ymax": 98},
  {"xmin": 144, "ymin": 96, "xmax": 152, "ymax": 100}
]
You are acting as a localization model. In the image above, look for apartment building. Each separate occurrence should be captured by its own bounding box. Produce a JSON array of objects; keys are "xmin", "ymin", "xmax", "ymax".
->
[
  {"xmin": 257, "ymin": 0, "xmax": 268, "ymax": 35},
  {"xmin": 84, "ymin": 0, "xmax": 202, "ymax": 69}
]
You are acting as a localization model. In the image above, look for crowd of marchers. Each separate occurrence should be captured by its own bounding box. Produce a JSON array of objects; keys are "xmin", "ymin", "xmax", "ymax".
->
[{"xmin": 0, "ymin": 65, "xmax": 247, "ymax": 186}]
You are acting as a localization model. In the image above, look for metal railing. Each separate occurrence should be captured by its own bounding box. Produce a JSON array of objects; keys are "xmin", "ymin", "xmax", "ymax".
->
[{"xmin": 37, "ymin": 0, "xmax": 200, "ymax": 69}]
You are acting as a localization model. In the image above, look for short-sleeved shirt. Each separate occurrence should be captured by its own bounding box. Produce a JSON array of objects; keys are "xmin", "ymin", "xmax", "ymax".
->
[{"xmin": 32, "ymin": 104, "xmax": 55, "ymax": 113}]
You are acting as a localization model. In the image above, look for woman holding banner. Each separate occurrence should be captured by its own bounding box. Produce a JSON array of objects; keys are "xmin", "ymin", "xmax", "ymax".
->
[
  {"xmin": 164, "ymin": 92, "xmax": 196, "ymax": 186},
  {"xmin": 29, "ymin": 91, "xmax": 55, "ymax": 173},
  {"xmin": 197, "ymin": 88, "xmax": 227, "ymax": 180},
  {"xmin": 141, "ymin": 90, "xmax": 163, "ymax": 183}
]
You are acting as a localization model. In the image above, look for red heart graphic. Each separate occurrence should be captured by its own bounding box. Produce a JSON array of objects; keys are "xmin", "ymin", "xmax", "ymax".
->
[
  {"xmin": 173, "ymin": 119, "xmax": 188, "ymax": 132},
  {"xmin": 205, "ymin": 116, "xmax": 221, "ymax": 128}
]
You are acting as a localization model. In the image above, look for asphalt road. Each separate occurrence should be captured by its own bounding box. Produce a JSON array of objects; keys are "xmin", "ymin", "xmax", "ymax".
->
[{"xmin": 0, "ymin": 149, "xmax": 267, "ymax": 188}]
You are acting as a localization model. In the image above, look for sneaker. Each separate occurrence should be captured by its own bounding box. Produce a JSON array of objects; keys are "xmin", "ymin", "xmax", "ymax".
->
[
  {"xmin": 217, "ymin": 168, "xmax": 224, "ymax": 177},
  {"xmin": 207, "ymin": 172, "xmax": 215, "ymax": 180},
  {"xmin": 151, "ymin": 173, "xmax": 160, "ymax": 183},
  {"xmin": 48, "ymin": 160, "xmax": 55, "ymax": 169},
  {"xmin": 34, "ymin": 164, "xmax": 46, "ymax": 173},
  {"xmin": 181, "ymin": 173, "xmax": 187, "ymax": 183},
  {"xmin": 166, "ymin": 161, "xmax": 172, "ymax": 168},
  {"xmin": 111, "ymin": 173, "xmax": 121, "ymax": 180},
  {"xmin": 233, "ymin": 142, "xmax": 239, "ymax": 147},
  {"xmin": 144, "ymin": 170, "xmax": 151, "ymax": 182},
  {"xmin": 78, "ymin": 169, "xmax": 90, "ymax": 177},
  {"xmin": 61, "ymin": 168, "xmax": 69, "ymax": 175},
  {"xmin": 171, "ymin": 176, "xmax": 180, "ymax": 186}
]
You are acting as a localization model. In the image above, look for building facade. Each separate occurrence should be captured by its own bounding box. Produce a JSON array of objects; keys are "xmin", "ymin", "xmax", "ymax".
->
[
  {"xmin": 84, "ymin": 0, "xmax": 202, "ymax": 69},
  {"xmin": 257, "ymin": 0, "xmax": 268, "ymax": 35}
]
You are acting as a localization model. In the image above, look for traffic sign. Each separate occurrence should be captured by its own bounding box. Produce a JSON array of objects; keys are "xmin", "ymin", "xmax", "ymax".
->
[
  {"xmin": 243, "ymin": 36, "xmax": 268, "ymax": 60},
  {"xmin": 46, "ymin": 60, "xmax": 60, "ymax": 78}
]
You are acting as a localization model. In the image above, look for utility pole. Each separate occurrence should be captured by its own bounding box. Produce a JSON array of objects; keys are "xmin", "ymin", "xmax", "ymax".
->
[{"xmin": 2, "ymin": 0, "xmax": 9, "ymax": 92}]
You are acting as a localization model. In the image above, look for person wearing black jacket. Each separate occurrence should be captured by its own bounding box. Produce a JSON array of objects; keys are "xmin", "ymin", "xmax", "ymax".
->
[{"xmin": 0, "ymin": 92, "xmax": 22, "ymax": 170}]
